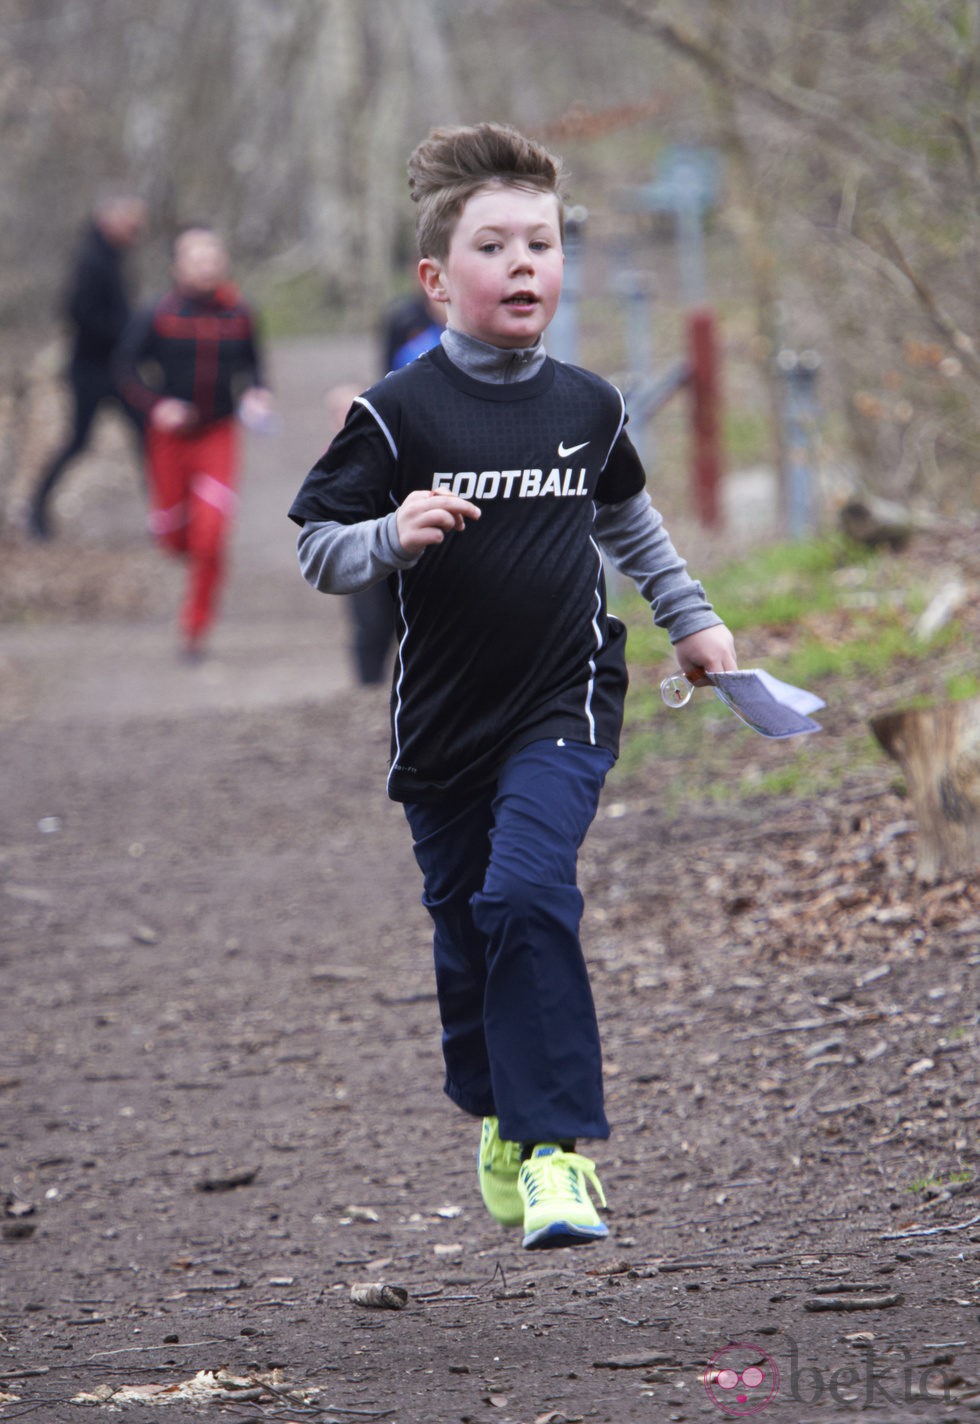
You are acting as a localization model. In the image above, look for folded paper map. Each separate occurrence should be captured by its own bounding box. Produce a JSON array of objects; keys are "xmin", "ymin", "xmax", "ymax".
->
[{"xmin": 703, "ymin": 669, "xmax": 824, "ymax": 738}]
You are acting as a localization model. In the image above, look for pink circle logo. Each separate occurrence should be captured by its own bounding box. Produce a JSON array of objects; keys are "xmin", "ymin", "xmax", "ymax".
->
[{"xmin": 703, "ymin": 1342, "xmax": 780, "ymax": 1415}]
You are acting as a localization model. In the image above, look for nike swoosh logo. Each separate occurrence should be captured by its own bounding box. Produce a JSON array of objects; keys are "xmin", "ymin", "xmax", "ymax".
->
[{"xmin": 557, "ymin": 440, "xmax": 589, "ymax": 458}]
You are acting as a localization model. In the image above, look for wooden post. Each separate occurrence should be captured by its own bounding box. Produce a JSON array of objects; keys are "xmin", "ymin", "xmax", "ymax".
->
[
  {"xmin": 688, "ymin": 308, "xmax": 722, "ymax": 529},
  {"xmin": 869, "ymin": 698, "xmax": 980, "ymax": 880}
]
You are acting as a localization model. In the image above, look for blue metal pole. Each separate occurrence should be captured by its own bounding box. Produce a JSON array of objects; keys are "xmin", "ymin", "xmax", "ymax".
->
[
  {"xmin": 611, "ymin": 242, "xmax": 656, "ymax": 464},
  {"xmin": 674, "ymin": 160, "xmax": 707, "ymax": 307},
  {"xmin": 778, "ymin": 348, "xmax": 821, "ymax": 538}
]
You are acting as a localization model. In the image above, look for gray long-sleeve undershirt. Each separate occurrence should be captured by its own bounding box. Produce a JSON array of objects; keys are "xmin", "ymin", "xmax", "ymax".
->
[{"xmin": 296, "ymin": 329, "xmax": 721, "ymax": 644}]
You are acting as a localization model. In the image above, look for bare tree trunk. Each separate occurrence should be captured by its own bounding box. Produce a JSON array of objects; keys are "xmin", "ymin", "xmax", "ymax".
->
[
  {"xmin": 869, "ymin": 699, "xmax": 980, "ymax": 881},
  {"xmin": 405, "ymin": 0, "xmax": 464, "ymax": 121},
  {"xmin": 304, "ymin": 0, "xmax": 364, "ymax": 305},
  {"xmin": 359, "ymin": 6, "xmax": 416, "ymax": 306},
  {"xmin": 301, "ymin": 0, "xmax": 459, "ymax": 311},
  {"xmin": 0, "ymin": 361, "xmax": 30, "ymax": 533}
]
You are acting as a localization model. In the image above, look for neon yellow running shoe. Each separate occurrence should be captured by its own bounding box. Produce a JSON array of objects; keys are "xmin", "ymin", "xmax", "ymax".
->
[
  {"xmin": 518, "ymin": 1144, "xmax": 608, "ymax": 1249},
  {"xmin": 477, "ymin": 1117, "xmax": 523, "ymax": 1226}
]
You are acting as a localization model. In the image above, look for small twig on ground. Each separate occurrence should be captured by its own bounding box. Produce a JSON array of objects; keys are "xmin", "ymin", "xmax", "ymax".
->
[
  {"xmin": 0, "ymin": 1401, "xmax": 80, "ymax": 1422},
  {"xmin": 804, "ymin": 1291, "xmax": 905, "ymax": 1312},
  {"xmin": 87, "ymin": 1338, "xmax": 233, "ymax": 1359},
  {"xmin": 487, "ymin": 1259, "xmax": 508, "ymax": 1292},
  {"xmin": 790, "ymin": 1067, "xmax": 843, "ymax": 1120},
  {"xmin": 734, "ymin": 1013, "xmax": 874, "ymax": 1041},
  {"xmin": 880, "ymin": 1212, "xmax": 980, "ymax": 1240},
  {"xmin": 252, "ymin": 1374, "xmax": 395, "ymax": 1419}
]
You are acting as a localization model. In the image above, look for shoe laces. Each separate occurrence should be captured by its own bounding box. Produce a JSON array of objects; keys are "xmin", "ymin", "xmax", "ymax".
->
[
  {"xmin": 521, "ymin": 1148, "xmax": 607, "ymax": 1209},
  {"xmin": 482, "ymin": 1121, "xmax": 521, "ymax": 1174}
]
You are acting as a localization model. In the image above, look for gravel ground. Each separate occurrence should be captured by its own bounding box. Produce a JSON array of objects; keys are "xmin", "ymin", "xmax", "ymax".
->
[{"xmin": 1, "ymin": 337, "xmax": 977, "ymax": 1424}]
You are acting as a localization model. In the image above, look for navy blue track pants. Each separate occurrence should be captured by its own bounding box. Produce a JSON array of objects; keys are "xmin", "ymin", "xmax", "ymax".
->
[{"xmin": 404, "ymin": 738, "xmax": 614, "ymax": 1145}]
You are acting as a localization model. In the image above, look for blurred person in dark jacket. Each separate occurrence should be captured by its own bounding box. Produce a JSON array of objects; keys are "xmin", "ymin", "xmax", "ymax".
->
[{"xmin": 28, "ymin": 191, "xmax": 148, "ymax": 540}]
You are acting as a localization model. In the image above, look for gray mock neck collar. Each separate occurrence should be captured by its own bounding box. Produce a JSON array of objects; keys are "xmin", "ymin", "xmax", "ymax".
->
[{"xmin": 441, "ymin": 327, "xmax": 547, "ymax": 384}]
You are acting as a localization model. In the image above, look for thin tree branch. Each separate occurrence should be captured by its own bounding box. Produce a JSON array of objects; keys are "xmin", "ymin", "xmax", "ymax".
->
[
  {"xmin": 836, "ymin": 221, "xmax": 980, "ymax": 384},
  {"xmin": 590, "ymin": 0, "xmax": 935, "ymax": 195},
  {"xmin": 945, "ymin": 112, "xmax": 980, "ymax": 202}
]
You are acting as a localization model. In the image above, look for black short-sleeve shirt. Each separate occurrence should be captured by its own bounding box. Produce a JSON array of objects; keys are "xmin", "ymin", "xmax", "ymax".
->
[{"xmin": 289, "ymin": 347, "xmax": 646, "ymax": 802}]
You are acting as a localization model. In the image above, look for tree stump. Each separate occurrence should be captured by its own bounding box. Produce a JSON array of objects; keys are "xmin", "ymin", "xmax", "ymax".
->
[{"xmin": 869, "ymin": 698, "xmax": 980, "ymax": 880}]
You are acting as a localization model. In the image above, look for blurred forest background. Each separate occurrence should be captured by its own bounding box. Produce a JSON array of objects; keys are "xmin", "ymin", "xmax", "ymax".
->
[{"xmin": 3, "ymin": 0, "xmax": 980, "ymax": 517}]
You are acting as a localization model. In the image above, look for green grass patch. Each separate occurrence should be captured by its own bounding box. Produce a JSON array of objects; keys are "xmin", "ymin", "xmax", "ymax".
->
[
  {"xmin": 947, "ymin": 670, "xmax": 980, "ymax": 700},
  {"xmin": 611, "ymin": 532, "xmax": 973, "ymax": 802},
  {"xmin": 909, "ymin": 1170, "xmax": 973, "ymax": 1194},
  {"xmin": 691, "ymin": 533, "xmax": 877, "ymax": 633}
]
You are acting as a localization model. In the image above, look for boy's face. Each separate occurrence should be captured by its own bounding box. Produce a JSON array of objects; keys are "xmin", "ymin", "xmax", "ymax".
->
[
  {"xmin": 173, "ymin": 229, "xmax": 229, "ymax": 297},
  {"xmin": 419, "ymin": 183, "xmax": 563, "ymax": 349}
]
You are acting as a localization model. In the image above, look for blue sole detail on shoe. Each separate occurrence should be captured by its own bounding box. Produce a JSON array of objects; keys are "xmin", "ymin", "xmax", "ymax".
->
[{"xmin": 522, "ymin": 1219, "xmax": 609, "ymax": 1250}]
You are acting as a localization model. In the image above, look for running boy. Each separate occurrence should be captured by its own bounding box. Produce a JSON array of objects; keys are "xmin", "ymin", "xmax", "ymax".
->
[
  {"xmin": 117, "ymin": 226, "xmax": 273, "ymax": 658},
  {"xmin": 289, "ymin": 124, "xmax": 736, "ymax": 1249}
]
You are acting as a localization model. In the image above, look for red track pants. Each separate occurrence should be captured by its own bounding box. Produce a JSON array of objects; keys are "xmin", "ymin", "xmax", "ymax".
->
[{"xmin": 145, "ymin": 420, "xmax": 239, "ymax": 641}]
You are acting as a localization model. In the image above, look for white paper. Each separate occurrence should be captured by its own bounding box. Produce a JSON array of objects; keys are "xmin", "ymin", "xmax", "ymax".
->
[{"xmin": 704, "ymin": 669, "xmax": 824, "ymax": 739}]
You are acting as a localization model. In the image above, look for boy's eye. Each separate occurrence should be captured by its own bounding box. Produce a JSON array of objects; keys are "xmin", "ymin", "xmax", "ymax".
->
[
  {"xmin": 530, "ymin": 240, "xmax": 551, "ymax": 251},
  {"xmin": 479, "ymin": 241, "xmax": 501, "ymax": 253}
]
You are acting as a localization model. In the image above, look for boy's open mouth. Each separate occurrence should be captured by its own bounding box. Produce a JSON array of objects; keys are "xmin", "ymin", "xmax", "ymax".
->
[{"xmin": 504, "ymin": 291, "xmax": 538, "ymax": 306}]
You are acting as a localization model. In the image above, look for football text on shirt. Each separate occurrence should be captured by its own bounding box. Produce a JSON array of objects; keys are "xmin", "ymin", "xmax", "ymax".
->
[{"xmin": 431, "ymin": 469, "xmax": 588, "ymax": 500}]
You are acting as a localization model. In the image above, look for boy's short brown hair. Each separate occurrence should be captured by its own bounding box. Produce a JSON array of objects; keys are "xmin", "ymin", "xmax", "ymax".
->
[{"xmin": 408, "ymin": 123, "xmax": 566, "ymax": 261}]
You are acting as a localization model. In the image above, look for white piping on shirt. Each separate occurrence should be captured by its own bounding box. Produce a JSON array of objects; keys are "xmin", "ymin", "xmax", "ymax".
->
[
  {"xmin": 386, "ymin": 491, "xmax": 409, "ymax": 797},
  {"xmin": 599, "ymin": 387, "xmax": 628, "ymax": 472},
  {"xmin": 583, "ymin": 525, "xmax": 605, "ymax": 745},
  {"xmin": 386, "ymin": 573, "xmax": 412, "ymax": 798},
  {"xmin": 355, "ymin": 396, "xmax": 398, "ymax": 459}
]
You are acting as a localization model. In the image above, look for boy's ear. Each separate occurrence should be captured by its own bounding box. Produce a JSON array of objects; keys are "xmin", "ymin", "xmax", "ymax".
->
[{"xmin": 418, "ymin": 258, "xmax": 448, "ymax": 305}]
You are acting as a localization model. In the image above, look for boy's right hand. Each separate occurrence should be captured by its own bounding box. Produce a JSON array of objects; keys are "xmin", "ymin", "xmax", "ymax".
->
[
  {"xmin": 396, "ymin": 489, "xmax": 480, "ymax": 557},
  {"xmin": 151, "ymin": 398, "xmax": 196, "ymax": 433}
]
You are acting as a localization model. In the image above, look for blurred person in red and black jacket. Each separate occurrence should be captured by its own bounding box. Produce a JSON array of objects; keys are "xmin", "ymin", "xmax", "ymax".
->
[{"xmin": 116, "ymin": 225, "xmax": 274, "ymax": 658}]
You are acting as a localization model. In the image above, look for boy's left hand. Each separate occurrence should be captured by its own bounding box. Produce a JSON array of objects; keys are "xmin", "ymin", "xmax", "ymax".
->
[{"xmin": 673, "ymin": 624, "xmax": 737, "ymax": 683}]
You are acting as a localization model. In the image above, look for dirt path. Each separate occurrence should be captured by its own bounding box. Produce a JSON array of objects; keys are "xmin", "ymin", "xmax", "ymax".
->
[{"xmin": 1, "ymin": 338, "xmax": 978, "ymax": 1423}]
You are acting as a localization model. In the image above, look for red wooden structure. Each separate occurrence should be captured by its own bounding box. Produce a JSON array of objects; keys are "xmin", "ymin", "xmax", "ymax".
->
[{"xmin": 688, "ymin": 308, "xmax": 722, "ymax": 529}]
